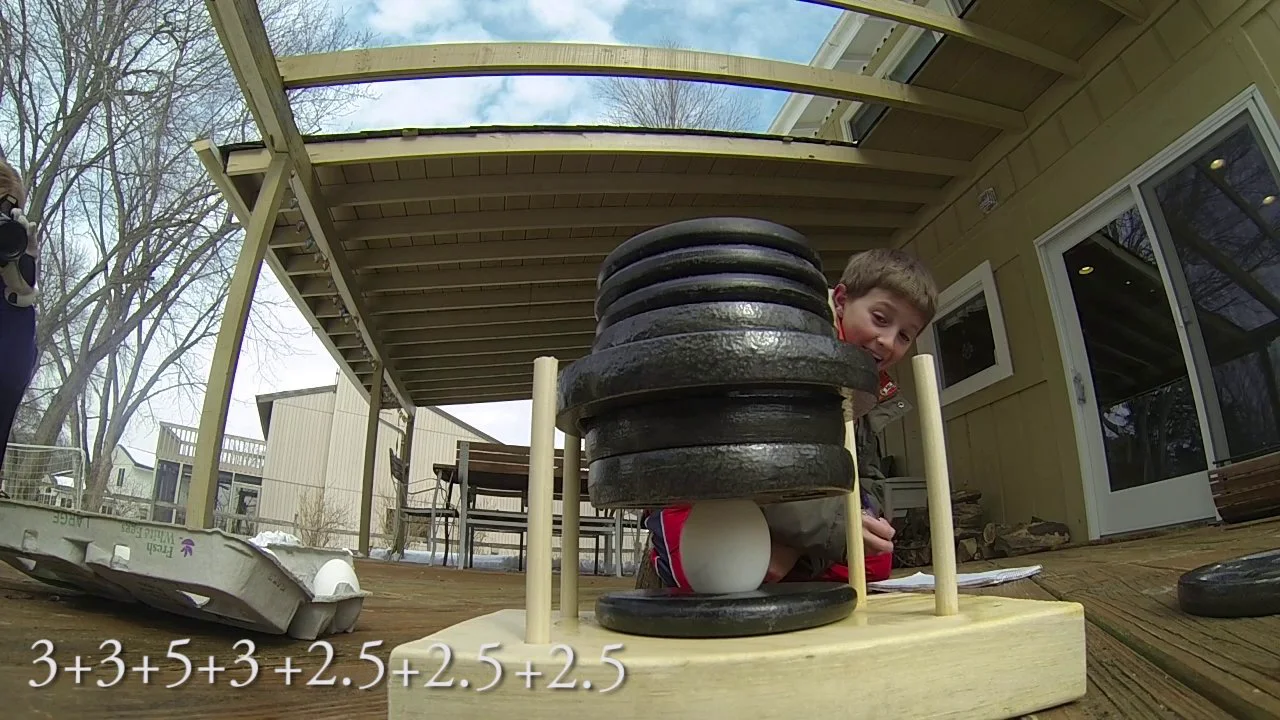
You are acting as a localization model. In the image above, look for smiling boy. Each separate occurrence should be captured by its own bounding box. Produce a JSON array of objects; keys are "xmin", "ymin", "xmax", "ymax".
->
[{"xmin": 640, "ymin": 248, "xmax": 938, "ymax": 590}]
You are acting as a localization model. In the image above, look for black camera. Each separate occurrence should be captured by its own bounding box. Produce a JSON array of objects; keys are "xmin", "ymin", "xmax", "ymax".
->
[{"xmin": 0, "ymin": 194, "xmax": 26, "ymax": 263}]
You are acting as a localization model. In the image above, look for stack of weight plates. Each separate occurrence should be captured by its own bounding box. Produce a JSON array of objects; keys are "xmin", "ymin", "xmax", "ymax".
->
[{"xmin": 555, "ymin": 217, "xmax": 880, "ymax": 511}]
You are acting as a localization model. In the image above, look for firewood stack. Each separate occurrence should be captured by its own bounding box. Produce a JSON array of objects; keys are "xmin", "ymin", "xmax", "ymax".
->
[{"xmin": 890, "ymin": 490, "xmax": 1073, "ymax": 568}]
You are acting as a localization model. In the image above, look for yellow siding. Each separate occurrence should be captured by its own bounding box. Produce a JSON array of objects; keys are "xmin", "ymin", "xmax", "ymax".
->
[{"xmin": 817, "ymin": 0, "xmax": 1280, "ymax": 541}]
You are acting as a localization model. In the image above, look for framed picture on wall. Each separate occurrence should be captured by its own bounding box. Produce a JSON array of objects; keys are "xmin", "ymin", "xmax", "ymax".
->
[{"xmin": 916, "ymin": 259, "xmax": 1014, "ymax": 406}]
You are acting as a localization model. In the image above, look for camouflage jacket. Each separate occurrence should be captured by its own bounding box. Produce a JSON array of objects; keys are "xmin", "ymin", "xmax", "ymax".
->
[{"xmin": 759, "ymin": 375, "xmax": 913, "ymax": 568}]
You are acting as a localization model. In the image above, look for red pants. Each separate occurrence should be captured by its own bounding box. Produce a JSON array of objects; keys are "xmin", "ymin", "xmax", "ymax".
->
[{"xmin": 644, "ymin": 505, "xmax": 893, "ymax": 590}]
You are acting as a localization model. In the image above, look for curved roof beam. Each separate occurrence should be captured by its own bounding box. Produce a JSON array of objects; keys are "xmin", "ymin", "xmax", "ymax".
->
[{"xmin": 276, "ymin": 42, "xmax": 1026, "ymax": 131}]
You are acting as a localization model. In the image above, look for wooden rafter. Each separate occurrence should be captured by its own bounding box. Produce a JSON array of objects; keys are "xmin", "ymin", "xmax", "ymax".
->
[
  {"xmin": 275, "ymin": 42, "xmax": 1026, "ymax": 130},
  {"xmin": 271, "ymin": 206, "xmax": 912, "ymax": 247},
  {"xmin": 224, "ymin": 129, "xmax": 973, "ymax": 178},
  {"xmin": 805, "ymin": 0, "xmax": 1082, "ymax": 77},
  {"xmin": 322, "ymin": 171, "xmax": 941, "ymax": 207},
  {"xmin": 206, "ymin": 0, "xmax": 413, "ymax": 410},
  {"xmin": 284, "ymin": 234, "xmax": 885, "ymax": 275},
  {"xmin": 1090, "ymin": 0, "xmax": 1147, "ymax": 22}
]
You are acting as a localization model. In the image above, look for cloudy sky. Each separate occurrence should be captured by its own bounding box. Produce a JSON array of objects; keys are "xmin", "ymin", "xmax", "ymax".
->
[{"xmin": 122, "ymin": 0, "xmax": 841, "ymax": 460}]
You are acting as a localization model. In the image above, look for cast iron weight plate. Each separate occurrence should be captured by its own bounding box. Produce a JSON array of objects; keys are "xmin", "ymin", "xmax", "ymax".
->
[
  {"xmin": 586, "ymin": 441, "xmax": 855, "ymax": 509},
  {"xmin": 594, "ymin": 582, "xmax": 857, "ymax": 638},
  {"xmin": 595, "ymin": 244, "xmax": 831, "ymax": 319},
  {"xmin": 555, "ymin": 329, "xmax": 879, "ymax": 434},
  {"xmin": 592, "ymin": 300, "xmax": 836, "ymax": 351},
  {"xmin": 597, "ymin": 217, "xmax": 824, "ymax": 286},
  {"xmin": 582, "ymin": 389, "xmax": 846, "ymax": 461},
  {"xmin": 595, "ymin": 272, "xmax": 833, "ymax": 332},
  {"xmin": 1177, "ymin": 547, "xmax": 1280, "ymax": 618}
]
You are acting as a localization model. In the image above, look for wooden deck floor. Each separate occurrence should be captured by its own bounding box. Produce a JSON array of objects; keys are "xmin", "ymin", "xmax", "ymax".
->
[{"xmin": 1, "ymin": 517, "xmax": 1277, "ymax": 719}]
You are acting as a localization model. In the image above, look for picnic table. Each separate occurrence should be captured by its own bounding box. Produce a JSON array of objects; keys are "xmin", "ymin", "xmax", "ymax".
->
[{"xmin": 416, "ymin": 440, "xmax": 627, "ymax": 576}]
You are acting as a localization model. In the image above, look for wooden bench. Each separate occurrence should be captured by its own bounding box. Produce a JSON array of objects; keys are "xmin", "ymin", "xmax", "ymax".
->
[
  {"xmin": 1210, "ymin": 449, "xmax": 1280, "ymax": 523},
  {"xmin": 433, "ymin": 441, "xmax": 626, "ymax": 575}
]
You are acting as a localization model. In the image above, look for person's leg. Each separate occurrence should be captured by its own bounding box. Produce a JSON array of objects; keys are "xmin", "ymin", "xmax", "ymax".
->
[
  {"xmin": 642, "ymin": 505, "xmax": 692, "ymax": 589},
  {"xmin": 0, "ymin": 304, "xmax": 38, "ymax": 471}
]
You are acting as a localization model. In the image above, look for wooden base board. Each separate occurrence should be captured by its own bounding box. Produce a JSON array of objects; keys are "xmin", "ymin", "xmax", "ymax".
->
[{"xmin": 386, "ymin": 592, "xmax": 1087, "ymax": 719}]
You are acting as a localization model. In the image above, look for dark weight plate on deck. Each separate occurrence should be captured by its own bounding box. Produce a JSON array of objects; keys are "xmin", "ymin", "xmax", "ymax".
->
[
  {"xmin": 595, "ymin": 244, "xmax": 830, "ymax": 319},
  {"xmin": 583, "ymin": 389, "xmax": 846, "ymax": 461},
  {"xmin": 598, "ymin": 217, "xmax": 824, "ymax": 286},
  {"xmin": 595, "ymin": 581, "xmax": 856, "ymax": 638},
  {"xmin": 596, "ymin": 273, "xmax": 832, "ymax": 332},
  {"xmin": 556, "ymin": 329, "xmax": 877, "ymax": 434},
  {"xmin": 592, "ymin": 301, "xmax": 835, "ymax": 351},
  {"xmin": 1178, "ymin": 547, "xmax": 1280, "ymax": 618},
  {"xmin": 586, "ymin": 441, "xmax": 854, "ymax": 508}
]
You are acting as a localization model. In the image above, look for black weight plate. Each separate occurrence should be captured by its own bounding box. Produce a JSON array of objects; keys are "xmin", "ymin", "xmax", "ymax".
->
[
  {"xmin": 597, "ymin": 273, "xmax": 832, "ymax": 333},
  {"xmin": 556, "ymin": 329, "xmax": 877, "ymax": 433},
  {"xmin": 583, "ymin": 389, "xmax": 845, "ymax": 461},
  {"xmin": 599, "ymin": 217, "xmax": 823, "ymax": 286},
  {"xmin": 592, "ymin": 301, "xmax": 835, "ymax": 351},
  {"xmin": 1177, "ymin": 547, "xmax": 1280, "ymax": 618},
  {"xmin": 586, "ymin": 442, "xmax": 854, "ymax": 509},
  {"xmin": 594, "ymin": 582, "xmax": 856, "ymax": 638},
  {"xmin": 595, "ymin": 244, "xmax": 830, "ymax": 319}
]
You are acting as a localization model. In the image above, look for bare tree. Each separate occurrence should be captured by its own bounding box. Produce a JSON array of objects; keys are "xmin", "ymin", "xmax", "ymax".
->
[
  {"xmin": 0, "ymin": 0, "xmax": 370, "ymax": 510},
  {"xmin": 592, "ymin": 38, "xmax": 758, "ymax": 131},
  {"xmin": 294, "ymin": 487, "xmax": 349, "ymax": 549}
]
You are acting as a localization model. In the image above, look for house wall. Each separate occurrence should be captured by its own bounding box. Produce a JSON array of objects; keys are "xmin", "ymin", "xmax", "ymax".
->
[{"xmin": 816, "ymin": 0, "xmax": 1280, "ymax": 541}]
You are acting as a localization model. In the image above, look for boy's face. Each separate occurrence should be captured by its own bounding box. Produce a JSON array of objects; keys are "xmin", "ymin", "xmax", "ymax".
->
[{"xmin": 833, "ymin": 285, "xmax": 927, "ymax": 371}]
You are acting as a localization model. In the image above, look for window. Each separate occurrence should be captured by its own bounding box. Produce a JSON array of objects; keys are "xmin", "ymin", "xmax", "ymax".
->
[
  {"xmin": 916, "ymin": 260, "xmax": 1014, "ymax": 405},
  {"xmin": 116, "ymin": 468, "xmax": 125, "ymax": 487}
]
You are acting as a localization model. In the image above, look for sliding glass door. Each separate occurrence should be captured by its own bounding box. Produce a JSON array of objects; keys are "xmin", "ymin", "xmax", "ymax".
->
[{"xmin": 1040, "ymin": 89, "xmax": 1280, "ymax": 538}]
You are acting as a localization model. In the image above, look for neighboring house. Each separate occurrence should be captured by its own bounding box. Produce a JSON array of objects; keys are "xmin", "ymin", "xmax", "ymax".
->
[
  {"xmin": 151, "ymin": 421, "xmax": 266, "ymax": 535},
  {"xmin": 254, "ymin": 372, "xmax": 504, "ymax": 551},
  {"xmin": 768, "ymin": 0, "xmax": 1280, "ymax": 542},
  {"xmin": 99, "ymin": 445, "xmax": 155, "ymax": 518}
]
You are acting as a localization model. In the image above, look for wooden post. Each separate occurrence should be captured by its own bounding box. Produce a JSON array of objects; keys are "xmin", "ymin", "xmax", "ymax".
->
[
  {"xmin": 358, "ymin": 366, "xmax": 385, "ymax": 557},
  {"xmin": 187, "ymin": 154, "xmax": 290, "ymax": 529},
  {"xmin": 912, "ymin": 353, "xmax": 959, "ymax": 616},
  {"xmin": 844, "ymin": 417, "xmax": 867, "ymax": 608},
  {"xmin": 391, "ymin": 409, "xmax": 416, "ymax": 558},
  {"xmin": 526, "ymin": 356, "xmax": 558, "ymax": 644},
  {"xmin": 560, "ymin": 433, "xmax": 581, "ymax": 620}
]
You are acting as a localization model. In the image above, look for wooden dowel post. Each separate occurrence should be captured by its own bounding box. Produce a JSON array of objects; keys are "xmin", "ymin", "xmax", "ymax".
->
[
  {"xmin": 560, "ymin": 433, "xmax": 581, "ymax": 621},
  {"xmin": 912, "ymin": 353, "xmax": 960, "ymax": 616},
  {"xmin": 843, "ymin": 416, "xmax": 867, "ymax": 608},
  {"xmin": 526, "ymin": 356, "xmax": 559, "ymax": 644}
]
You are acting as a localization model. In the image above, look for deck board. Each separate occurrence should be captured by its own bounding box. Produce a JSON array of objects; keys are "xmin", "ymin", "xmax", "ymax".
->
[
  {"xmin": 961, "ymin": 570, "xmax": 1229, "ymax": 719},
  {"xmin": 1, "ymin": 516, "xmax": 1277, "ymax": 718}
]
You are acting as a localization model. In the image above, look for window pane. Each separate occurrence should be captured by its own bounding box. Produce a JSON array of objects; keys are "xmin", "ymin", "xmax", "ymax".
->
[
  {"xmin": 1143, "ymin": 116, "xmax": 1280, "ymax": 462},
  {"xmin": 934, "ymin": 291, "xmax": 996, "ymax": 388}
]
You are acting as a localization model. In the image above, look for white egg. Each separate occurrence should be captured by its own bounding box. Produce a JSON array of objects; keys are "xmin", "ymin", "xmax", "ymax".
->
[
  {"xmin": 311, "ymin": 558, "xmax": 361, "ymax": 597},
  {"xmin": 679, "ymin": 499, "xmax": 771, "ymax": 594}
]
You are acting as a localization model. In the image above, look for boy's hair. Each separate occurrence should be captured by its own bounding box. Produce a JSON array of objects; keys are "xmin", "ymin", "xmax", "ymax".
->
[
  {"xmin": 839, "ymin": 248, "xmax": 938, "ymax": 325},
  {"xmin": 0, "ymin": 159, "xmax": 25, "ymax": 207}
]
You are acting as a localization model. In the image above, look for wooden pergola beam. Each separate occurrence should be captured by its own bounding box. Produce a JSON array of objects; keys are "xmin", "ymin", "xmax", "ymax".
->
[
  {"xmin": 224, "ymin": 129, "xmax": 972, "ymax": 178},
  {"xmin": 323, "ymin": 302, "xmax": 598, "ymax": 334},
  {"xmin": 206, "ymin": 0, "xmax": 413, "ymax": 412},
  {"xmin": 285, "ymin": 234, "xmax": 887, "ymax": 275},
  {"xmin": 321, "ymin": 171, "xmax": 941, "ymax": 208},
  {"xmin": 805, "ymin": 0, "xmax": 1082, "ymax": 77},
  {"xmin": 276, "ymin": 42, "xmax": 1027, "ymax": 130},
  {"xmin": 271, "ymin": 206, "xmax": 913, "ymax": 247}
]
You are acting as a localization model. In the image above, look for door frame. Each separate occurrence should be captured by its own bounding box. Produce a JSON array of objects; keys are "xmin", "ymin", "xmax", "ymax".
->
[{"xmin": 1034, "ymin": 85, "xmax": 1280, "ymax": 540}]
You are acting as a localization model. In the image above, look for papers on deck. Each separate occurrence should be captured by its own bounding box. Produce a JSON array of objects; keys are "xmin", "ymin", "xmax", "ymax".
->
[{"xmin": 867, "ymin": 565, "xmax": 1043, "ymax": 593}]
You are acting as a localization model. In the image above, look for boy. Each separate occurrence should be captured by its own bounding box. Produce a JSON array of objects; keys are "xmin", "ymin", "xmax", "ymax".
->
[{"xmin": 640, "ymin": 248, "xmax": 938, "ymax": 590}]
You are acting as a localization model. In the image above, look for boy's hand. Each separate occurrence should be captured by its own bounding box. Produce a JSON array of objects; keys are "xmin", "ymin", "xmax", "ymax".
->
[{"xmin": 862, "ymin": 514, "xmax": 895, "ymax": 555}]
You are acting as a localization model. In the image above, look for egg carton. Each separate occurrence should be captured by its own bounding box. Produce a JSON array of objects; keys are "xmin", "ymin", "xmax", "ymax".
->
[{"xmin": 0, "ymin": 499, "xmax": 369, "ymax": 639}]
